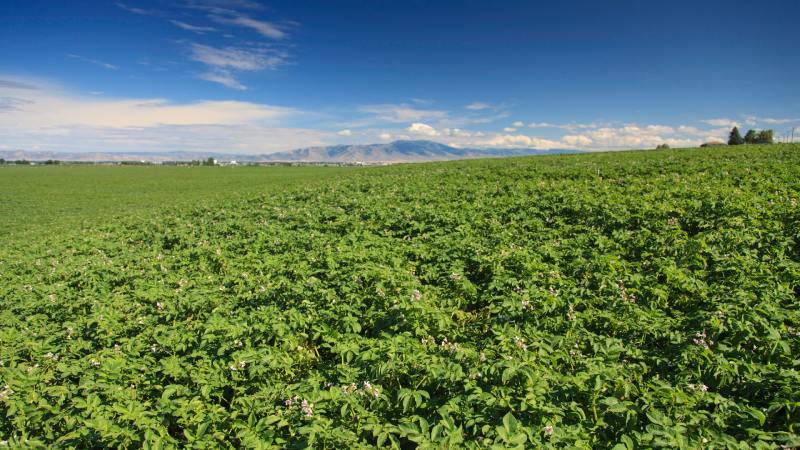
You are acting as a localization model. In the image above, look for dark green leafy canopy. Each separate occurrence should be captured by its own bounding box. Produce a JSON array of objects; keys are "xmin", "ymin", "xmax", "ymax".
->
[
  {"xmin": 728, "ymin": 126, "xmax": 743, "ymax": 145},
  {"xmin": 757, "ymin": 129, "xmax": 774, "ymax": 144}
]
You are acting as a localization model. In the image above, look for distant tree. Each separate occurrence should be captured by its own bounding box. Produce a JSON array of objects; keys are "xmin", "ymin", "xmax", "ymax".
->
[
  {"xmin": 744, "ymin": 129, "xmax": 757, "ymax": 144},
  {"xmin": 0, "ymin": 158, "xmax": 5, "ymax": 165},
  {"xmin": 204, "ymin": 157, "xmax": 216, "ymax": 166},
  {"xmin": 756, "ymin": 129, "xmax": 774, "ymax": 144},
  {"xmin": 728, "ymin": 127, "xmax": 744, "ymax": 145},
  {"xmin": 656, "ymin": 143, "xmax": 670, "ymax": 149},
  {"xmin": 44, "ymin": 159, "xmax": 61, "ymax": 165},
  {"xmin": 14, "ymin": 159, "xmax": 30, "ymax": 165}
]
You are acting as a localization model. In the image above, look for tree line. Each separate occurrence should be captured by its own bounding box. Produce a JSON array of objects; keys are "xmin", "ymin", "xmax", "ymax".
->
[
  {"xmin": 0, "ymin": 159, "xmax": 62, "ymax": 165},
  {"xmin": 728, "ymin": 127, "xmax": 773, "ymax": 145}
]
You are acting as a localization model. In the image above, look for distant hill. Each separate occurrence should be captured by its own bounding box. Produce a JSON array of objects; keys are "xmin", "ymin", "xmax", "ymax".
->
[
  {"xmin": 258, "ymin": 140, "xmax": 580, "ymax": 163},
  {"xmin": 0, "ymin": 140, "xmax": 581, "ymax": 164}
]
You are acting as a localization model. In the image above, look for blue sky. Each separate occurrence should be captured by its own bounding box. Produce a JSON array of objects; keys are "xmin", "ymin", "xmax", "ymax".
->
[{"xmin": 1, "ymin": 0, "xmax": 798, "ymax": 153}]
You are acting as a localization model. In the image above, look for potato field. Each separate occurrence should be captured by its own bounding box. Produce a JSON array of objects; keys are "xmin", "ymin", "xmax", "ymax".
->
[{"xmin": 1, "ymin": 145, "xmax": 799, "ymax": 448}]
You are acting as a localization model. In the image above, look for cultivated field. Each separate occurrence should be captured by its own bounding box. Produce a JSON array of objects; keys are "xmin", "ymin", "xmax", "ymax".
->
[
  {"xmin": 1, "ymin": 145, "xmax": 799, "ymax": 448},
  {"xmin": 0, "ymin": 165, "xmax": 354, "ymax": 238}
]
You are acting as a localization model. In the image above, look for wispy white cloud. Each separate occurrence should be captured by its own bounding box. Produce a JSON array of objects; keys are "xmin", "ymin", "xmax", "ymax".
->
[
  {"xmin": 561, "ymin": 123, "xmax": 605, "ymax": 131},
  {"xmin": 762, "ymin": 117, "xmax": 799, "ymax": 125},
  {"xmin": 66, "ymin": 54, "xmax": 118, "ymax": 70},
  {"xmin": 138, "ymin": 59, "xmax": 171, "ymax": 72},
  {"xmin": 0, "ymin": 79, "xmax": 38, "ymax": 90},
  {"xmin": 186, "ymin": 0, "xmax": 289, "ymax": 39},
  {"xmin": 115, "ymin": 2, "xmax": 158, "ymax": 16},
  {"xmin": 170, "ymin": 20, "xmax": 217, "ymax": 34},
  {"xmin": 337, "ymin": 129, "xmax": 352, "ymax": 136},
  {"xmin": 209, "ymin": 14, "xmax": 288, "ymax": 39},
  {"xmin": 0, "ymin": 77, "xmax": 294, "ymax": 129},
  {"xmin": 188, "ymin": 43, "xmax": 286, "ymax": 71},
  {"xmin": 118, "ymin": 0, "xmax": 299, "ymax": 93},
  {"xmin": 197, "ymin": 69, "xmax": 246, "ymax": 90},
  {"xmin": 161, "ymin": 1, "xmax": 296, "ymax": 88},
  {"xmin": 0, "ymin": 96, "xmax": 33, "ymax": 112},
  {"xmin": 675, "ymin": 125, "xmax": 700, "ymax": 134},
  {"xmin": 359, "ymin": 104, "xmax": 448, "ymax": 124},
  {"xmin": 528, "ymin": 121, "xmax": 604, "ymax": 131},
  {"xmin": 512, "ymin": 121, "xmax": 524, "ymax": 127},
  {"xmin": 643, "ymin": 124, "xmax": 674, "ymax": 134},
  {"xmin": 184, "ymin": 0, "xmax": 265, "ymax": 12},
  {"xmin": 465, "ymin": 102, "xmax": 490, "ymax": 110},
  {"xmin": 503, "ymin": 127, "xmax": 517, "ymax": 132},
  {"xmin": 743, "ymin": 115, "xmax": 800, "ymax": 126},
  {"xmin": 435, "ymin": 113, "xmax": 510, "ymax": 128},
  {"xmin": 701, "ymin": 118, "xmax": 739, "ymax": 128},
  {"xmin": 188, "ymin": 43, "xmax": 288, "ymax": 89}
]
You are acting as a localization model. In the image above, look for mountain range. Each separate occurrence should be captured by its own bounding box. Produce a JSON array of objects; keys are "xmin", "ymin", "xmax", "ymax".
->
[{"xmin": 0, "ymin": 140, "xmax": 580, "ymax": 164}]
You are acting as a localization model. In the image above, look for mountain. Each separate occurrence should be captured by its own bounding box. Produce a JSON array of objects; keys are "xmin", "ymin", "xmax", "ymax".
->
[
  {"xmin": 259, "ymin": 140, "xmax": 580, "ymax": 163},
  {"xmin": 0, "ymin": 140, "xmax": 581, "ymax": 164}
]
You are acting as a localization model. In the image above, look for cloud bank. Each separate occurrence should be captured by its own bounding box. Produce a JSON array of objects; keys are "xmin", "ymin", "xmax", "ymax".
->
[
  {"xmin": 0, "ymin": 76, "xmax": 331, "ymax": 154},
  {"xmin": 2, "ymin": 75, "xmax": 793, "ymax": 154}
]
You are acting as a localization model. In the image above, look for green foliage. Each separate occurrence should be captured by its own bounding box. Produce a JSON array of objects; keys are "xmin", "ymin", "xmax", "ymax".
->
[
  {"xmin": 0, "ymin": 165, "xmax": 352, "ymax": 238},
  {"xmin": 757, "ymin": 129, "xmax": 774, "ymax": 144},
  {"xmin": 1, "ymin": 144, "xmax": 799, "ymax": 448},
  {"xmin": 655, "ymin": 144, "xmax": 669, "ymax": 149},
  {"xmin": 728, "ymin": 127, "xmax": 743, "ymax": 145},
  {"xmin": 744, "ymin": 129, "xmax": 774, "ymax": 145}
]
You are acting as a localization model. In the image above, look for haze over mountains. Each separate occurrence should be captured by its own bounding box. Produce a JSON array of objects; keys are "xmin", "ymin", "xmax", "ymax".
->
[
  {"xmin": 1, "ymin": 140, "xmax": 580, "ymax": 164},
  {"xmin": 257, "ymin": 141, "xmax": 579, "ymax": 163}
]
